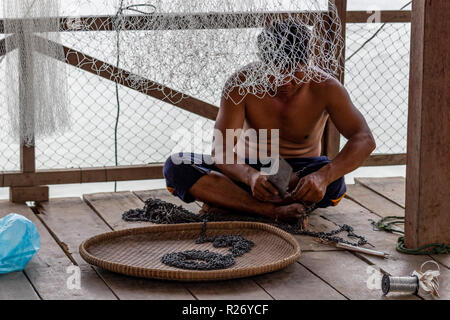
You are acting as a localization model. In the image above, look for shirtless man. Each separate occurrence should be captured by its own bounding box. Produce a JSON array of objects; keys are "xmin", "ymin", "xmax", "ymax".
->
[{"xmin": 163, "ymin": 21, "xmax": 376, "ymax": 225}]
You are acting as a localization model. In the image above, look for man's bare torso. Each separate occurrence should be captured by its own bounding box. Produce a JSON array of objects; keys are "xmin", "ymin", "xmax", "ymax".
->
[{"xmin": 236, "ymin": 79, "xmax": 329, "ymax": 159}]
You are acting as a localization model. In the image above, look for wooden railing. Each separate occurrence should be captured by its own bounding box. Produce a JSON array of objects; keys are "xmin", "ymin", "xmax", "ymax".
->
[{"xmin": 0, "ymin": 1, "xmax": 410, "ymax": 201}]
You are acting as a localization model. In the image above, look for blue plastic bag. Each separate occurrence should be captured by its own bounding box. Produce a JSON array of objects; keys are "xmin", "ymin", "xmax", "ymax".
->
[{"xmin": 0, "ymin": 213, "xmax": 40, "ymax": 274}]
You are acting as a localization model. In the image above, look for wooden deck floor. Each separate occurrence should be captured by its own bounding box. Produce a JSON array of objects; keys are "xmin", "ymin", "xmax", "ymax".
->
[{"xmin": 0, "ymin": 177, "xmax": 448, "ymax": 300}]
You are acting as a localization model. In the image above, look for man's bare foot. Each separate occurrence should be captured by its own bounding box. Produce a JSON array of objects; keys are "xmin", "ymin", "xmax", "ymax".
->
[
  {"xmin": 200, "ymin": 203, "xmax": 234, "ymax": 216},
  {"xmin": 273, "ymin": 203, "xmax": 308, "ymax": 228},
  {"xmin": 201, "ymin": 201, "xmax": 308, "ymax": 228}
]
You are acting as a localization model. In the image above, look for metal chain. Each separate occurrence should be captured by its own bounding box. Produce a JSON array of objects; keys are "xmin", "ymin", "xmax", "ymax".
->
[
  {"xmin": 161, "ymin": 220, "xmax": 254, "ymax": 270},
  {"xmin": 123, "ymin": 197, "xmax": 369, "ymax": 248}
]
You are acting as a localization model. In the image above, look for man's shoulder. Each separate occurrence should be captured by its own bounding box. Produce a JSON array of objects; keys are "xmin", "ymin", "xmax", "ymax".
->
[
  {"xmin": 223, "ymin": 62, "xmax": 264, "ymax": 104},
  {"xmin": 309, "ymin": 75, "xmax": 343, "ymax": 96},
  {"xmin": 225, "ymin": 62, "xmax": 262, "ymax": 86}
]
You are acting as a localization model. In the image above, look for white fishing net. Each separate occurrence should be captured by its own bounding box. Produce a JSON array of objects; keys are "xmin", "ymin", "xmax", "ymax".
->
[
  {"xmin": 2, "ymin": 0, "xmax": 69, "ymax": 147},
  {"xmin": 63, "ymin": 0, "xmax": 344, "ymax": 105},
  {"xmin": 1, "ymin": 0, "xmax": 343, "ymax": 148}
]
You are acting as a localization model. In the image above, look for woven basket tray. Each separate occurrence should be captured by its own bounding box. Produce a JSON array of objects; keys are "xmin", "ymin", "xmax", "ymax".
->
[{"xmin": 79, "ymin": 221, "xmax": 301, "ymax": 281}]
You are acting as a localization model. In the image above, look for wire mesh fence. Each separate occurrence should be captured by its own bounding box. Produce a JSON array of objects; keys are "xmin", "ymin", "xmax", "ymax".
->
[
  {"xmin": 344, "ymin": 22, "xmax": 410, "ymax": 154},
  {"xmin": 0, "ymin": 13, "xmax": 411, "ymax": 172},
  {"xmin": 35, "ymin": 59, "xmax": 215, "ymax": 169}
]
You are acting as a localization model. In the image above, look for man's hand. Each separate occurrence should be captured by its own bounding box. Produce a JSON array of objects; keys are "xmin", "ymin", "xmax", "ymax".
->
[
  {"xmin": 288, "ymin": 172, "xmax": 300, "ymax": 191},
  {"xmin": 249, "ymin": 172, "xmax": 280, "ymax": 202},
  {"xmin": 291, "ymin": 172, "xmax": 328, "ymax": 204}
]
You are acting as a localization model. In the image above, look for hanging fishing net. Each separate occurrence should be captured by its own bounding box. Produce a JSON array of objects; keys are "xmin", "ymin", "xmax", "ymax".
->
[
  {"xmin": 62, "ymin": 0, "xmax": 344, "ymax": 106},
  {"xmin": 2, "ymin": 0, "xmax": 69, "ymax": 146},
  {"xmin": 1, "ymin": 0, "xmax": 343, "ymax": 148}
]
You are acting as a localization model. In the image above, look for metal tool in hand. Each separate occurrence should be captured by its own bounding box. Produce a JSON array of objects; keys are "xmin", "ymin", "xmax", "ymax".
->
[{"xmin": 266, "ymin": 156, "xmax": 293, "ymax": 197}]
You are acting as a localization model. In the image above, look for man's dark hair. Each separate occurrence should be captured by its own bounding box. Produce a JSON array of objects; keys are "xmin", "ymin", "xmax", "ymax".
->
[{"xmin": 257, "ymin": 20, "xmax": 311, "ymax": 69}]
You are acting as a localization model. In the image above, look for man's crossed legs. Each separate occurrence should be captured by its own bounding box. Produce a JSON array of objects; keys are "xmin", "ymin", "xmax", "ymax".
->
[{"xmin": 163, "ymin": 153, "xmax": 346, "ymax": 224}]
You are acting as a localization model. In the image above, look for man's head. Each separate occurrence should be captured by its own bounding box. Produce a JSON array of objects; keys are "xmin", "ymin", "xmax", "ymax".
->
[{"xmin": 257, "ymin": 20, "xmax": 312, "ymax": 72}]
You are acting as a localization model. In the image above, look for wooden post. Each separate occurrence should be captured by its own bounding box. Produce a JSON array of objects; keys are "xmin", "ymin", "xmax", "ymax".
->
[
  {"xmin": 405, "ymin": 0, "xmax": 450, "ymax": 248},
  {"xmin": 323, "ymin": 0, "xmax": 346, "ymax": 159},
  {"xmin": 10, "ymin": 30, "xmax": 49, "ymax": 203}
]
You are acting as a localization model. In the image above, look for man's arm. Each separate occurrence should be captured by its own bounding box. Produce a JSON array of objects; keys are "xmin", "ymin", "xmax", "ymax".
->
[
  {"xmin": 292, "ymin": 79, "xmax": 376, "ymax": 203},
  {"xmin": 212, "ymin": 87, "xmax": 279, "ymax": 201}
]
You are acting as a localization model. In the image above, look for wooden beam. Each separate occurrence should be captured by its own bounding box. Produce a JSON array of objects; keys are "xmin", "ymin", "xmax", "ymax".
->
[
  {"xmin": 323, "ymin": 0, "xmax": 346, "ymax": 159},
  {"xmin": 0, "ymin": 35, "xmax": 18, "ymax": 57},
  {"xmin": 105, "ymin": 164, "xmax": 163, "ymax": 182},
  {"xmin": 0, "ymin": 12, "xmax": 323, "ymax": 33},
  {"xmin": 33, "ymin": 36, "xmax": 218, "ymax": 121},
  {"xmin": 4, "ymin": 168, "xmax": 82, "ymax": 187},
  {"xmin": 362, "ymin": 153, "xmax": 406, "ymax": 167},
  {"xmin": 10, "ymin": 185, "xmax": 49, "ymax": 203},
  {"xmin": 3, "ymin": 164, "xmax": 164, "ymax": 187},
  {"xmin": 11, "ymin": 31, "xmax": 44, "ymax": 202},
  {"xmin": 332, "ymin": 0, "xmax": 348, "ymax": 85},
  {"xmin": 18, "ymin": 33, "xmax": 36, "ymax": 173},
  {"xmin": 323, "ymin": 121, "xmax": 340, "ymax": 159},
  {"xmin": 0, "ymin": 11, "xmax": 412, "ymax": 34},
  {"xmin": 405, "ymin": 0, "xmax": 450, "ymax": 248},
  {"xmin": 346, "ymin": 10, "xmax": 411, "ymax": 23},
  {"xmin": 2, "ymin": 152, "xmax": 407, "ymax": 188},
  {"xmin": 20, "ymin": 146, "xmax": 35, "ymax": 173}
]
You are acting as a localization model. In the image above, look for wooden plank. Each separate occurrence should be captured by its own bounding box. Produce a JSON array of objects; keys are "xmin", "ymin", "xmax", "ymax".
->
[
  {"xmin": 0, "ymin": 200, "xmax": 116, "ymax": 300},
  {"xmin": 299, "ymin": 251, "xmax": 417, "ymax": 300},
  {"xmin": 186, "ymin": 280, "xmax": 272, "ymax": 300},
  {"xmin": 346, "ymin": 10, "xmax": 411, "ymax": 23},
  {"xmin": 84, "ymin": 191, "xmax": 152, "ymax": 229},
  {"xmin": 0, "ymin": 272, "xmax": 39, "ymax": 300},
  {"xmin": 0, "ymin": 202, "xmax": 40, "ymax": 300},
  {"xmin": 293, "ymin": 212, "xmax": 346, "ymax": 252},
  {"xmin": 37, "ymin": 197, "xmax": 194, "ymax": 300},
  {"xmin": 320, "ymin": 198, "xmax": 449, "ymax": 299},
  {"xmin": 33, "ymin": 36, "xmax": 218, "ymax": 121},
  {"xmin": 345, "ymin": 184, "xmax": 405, "ymax": 218},
  {"xmin": 132, "ymin": 189, "xmax": 359, "ymax": 300},
  {"xmin": 362, "ymin": 154, "xmax": 407, "ymax": 167},
  {"xmin": 83, "ymin": 191, "xmax": 273, "ymax": 300},
  {"xmin": 349, "ymin": 181, "xmax": 450, "ymax": 270},
  {"xmin": 253, "ymin": 262, "xmax": 346, "ymax": 300},
  {"xmin": 405, "ymin": 0, "xmax": 450, "ymax": 249},
  {"xmin": 2, "ymin": 164, "xmax": 164, "ymax": 187},
  {"xmin": 355, "ymin": 177, "xmax": 405, "ymax": 208}
]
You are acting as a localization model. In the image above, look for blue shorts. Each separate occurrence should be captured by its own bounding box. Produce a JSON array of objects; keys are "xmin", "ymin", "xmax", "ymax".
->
[{"xmin": 163, "ymin": 153, "xmax": 346, "ymax": 208}]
